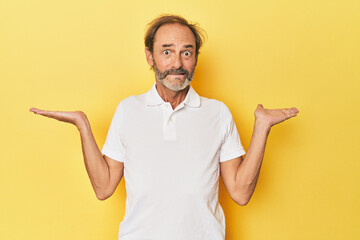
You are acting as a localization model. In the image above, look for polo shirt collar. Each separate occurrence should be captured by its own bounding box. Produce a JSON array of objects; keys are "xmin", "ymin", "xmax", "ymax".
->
[{"xmin": 145, "ymin": 83, "xmax": 200, "ymax": 108}]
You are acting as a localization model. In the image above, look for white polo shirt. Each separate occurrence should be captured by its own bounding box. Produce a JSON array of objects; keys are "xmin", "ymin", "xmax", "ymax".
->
[{"xmin": 101, "ymin": 84, "xmax": 246, "ymax": 240}]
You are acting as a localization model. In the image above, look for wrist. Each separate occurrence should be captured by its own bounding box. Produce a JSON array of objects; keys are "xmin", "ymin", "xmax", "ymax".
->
[
  {"xmin": 254, "ymin": 118, "xmax": 271, "ymax": 134},
  {"xmin": 75, "ymin": 112, "xmax": 89, "ymax": 131}
]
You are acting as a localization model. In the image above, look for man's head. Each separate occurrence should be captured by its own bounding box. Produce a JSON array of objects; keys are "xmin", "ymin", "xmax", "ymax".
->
[{"xmin": 144, "ymin": 14, "xmax": 206, "ymax": 91}]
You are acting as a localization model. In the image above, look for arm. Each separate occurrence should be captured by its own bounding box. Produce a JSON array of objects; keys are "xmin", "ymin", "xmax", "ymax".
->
[
  {"xmin": 220, "ymin": 104, "xmax": 299, "ymax": 206},
  {"xmin": 30, "ymin": 108, "xmax": 124, "ymax": 200}
]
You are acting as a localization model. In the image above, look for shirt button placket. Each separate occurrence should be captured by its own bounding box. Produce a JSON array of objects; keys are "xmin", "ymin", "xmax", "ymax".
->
[{"xmin": 163, "ymin": 103, "xmax": 176, "ymax": 141}]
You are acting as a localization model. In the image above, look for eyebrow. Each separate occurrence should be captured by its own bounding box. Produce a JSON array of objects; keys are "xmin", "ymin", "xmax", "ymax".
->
[
  {"xmin": 162, "ymin": 44, "xmax": 173, "ymax": 48},
  {"xmin": 161, "ymin": 44, "xmax": 194, "ymax": 48}
]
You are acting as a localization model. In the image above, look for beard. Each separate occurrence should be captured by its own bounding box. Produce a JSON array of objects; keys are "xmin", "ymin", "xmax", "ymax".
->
[{"xmin": 153, "ymin": 61, "xmax": 195, "ymax": 92}]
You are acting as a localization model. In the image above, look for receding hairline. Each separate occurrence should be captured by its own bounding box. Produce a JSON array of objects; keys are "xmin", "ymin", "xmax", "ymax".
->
[{"xmin": 152, "ymin": 23, "xmax": 197, "ymax": 47}]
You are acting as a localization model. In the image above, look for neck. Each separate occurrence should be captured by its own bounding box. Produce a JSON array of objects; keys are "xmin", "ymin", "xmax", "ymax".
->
[{"xmin": 155, "ymin": 80, "xmax": 189, "ymax": 109}]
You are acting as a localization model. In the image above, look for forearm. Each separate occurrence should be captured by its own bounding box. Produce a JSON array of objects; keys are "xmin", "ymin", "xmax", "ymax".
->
[
  {"xmin": 76, "ymin": 114, "xmax": 111, "ymax": 197},
  {"xmin": 235, "ymin": 120, "xmax": 270, "ymax": 203}
]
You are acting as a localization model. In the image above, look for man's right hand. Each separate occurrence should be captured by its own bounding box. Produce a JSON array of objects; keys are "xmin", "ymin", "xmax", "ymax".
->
[{"xmin": 29, "ymin": 108, "xmax": 86, "ymax": 127}]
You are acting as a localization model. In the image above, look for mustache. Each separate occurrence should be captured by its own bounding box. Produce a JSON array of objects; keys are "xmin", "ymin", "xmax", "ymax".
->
[
  {"xmin": 163, "ymin": 68, "xmax": 189, "ymax": 76},
  {"xmin": 154, "ymin": 65, "xmax": 193, "ymax": 81}
]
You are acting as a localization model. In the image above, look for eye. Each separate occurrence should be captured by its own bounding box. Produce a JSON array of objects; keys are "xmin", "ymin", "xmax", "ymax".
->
[
  {"xmin": 163, "ymin": 50, "xmax": 170, "ymax": 55},
  {"xmin": 184, "ymin": 51, "xmax": 191, "ymax": 57}
]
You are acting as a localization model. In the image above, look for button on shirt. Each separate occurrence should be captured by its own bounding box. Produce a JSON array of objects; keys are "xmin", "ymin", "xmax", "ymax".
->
[{"xmin": 101, "ymin": 84, "xmax": 246, "ymax": 240}]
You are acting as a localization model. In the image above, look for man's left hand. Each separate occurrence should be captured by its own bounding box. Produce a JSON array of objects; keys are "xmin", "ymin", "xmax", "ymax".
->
[{"xmin": 254, "ymin": 104, "xmax": 299, "ymax": 128}]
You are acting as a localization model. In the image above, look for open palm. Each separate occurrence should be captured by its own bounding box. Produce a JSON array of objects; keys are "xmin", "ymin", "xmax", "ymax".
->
[
  {"xmin": 254, "ymin": 104, "xmax": 299, "ymax": 127},
  {"xmin": 29, "ymin": 108, "xmax": 86, "ymax": 126}
]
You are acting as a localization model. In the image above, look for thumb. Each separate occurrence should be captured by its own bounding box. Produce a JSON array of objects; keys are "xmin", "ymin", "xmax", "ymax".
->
[{"xmin": 257, "ymin": 104, "xmax": 264, "ymax": 109}]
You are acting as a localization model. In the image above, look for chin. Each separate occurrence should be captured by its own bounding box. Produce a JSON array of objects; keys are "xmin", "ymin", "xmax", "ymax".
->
[{"xmin": 160, "ymin": 78, "xmax": 192, "ymax": 92}]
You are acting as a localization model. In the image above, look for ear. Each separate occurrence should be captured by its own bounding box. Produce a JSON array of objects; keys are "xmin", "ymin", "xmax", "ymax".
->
[{"xmin": 145, "ymin": 47, "xmax": 154, "ymax": 66}]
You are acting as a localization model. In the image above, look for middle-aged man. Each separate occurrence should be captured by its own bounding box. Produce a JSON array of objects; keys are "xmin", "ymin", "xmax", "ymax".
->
[{"xmin": 30, "ymin": 14, "xmax": 299, "ymax": 240}]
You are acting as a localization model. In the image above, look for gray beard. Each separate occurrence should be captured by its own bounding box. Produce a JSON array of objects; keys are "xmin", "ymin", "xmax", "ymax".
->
[
  {"xmin": 153, "ymin": 64, "xmax": 195, "ymax": 92},
  {"xmin": 158, "ymin": 75, "xmax": 192, "ymax": 91}
]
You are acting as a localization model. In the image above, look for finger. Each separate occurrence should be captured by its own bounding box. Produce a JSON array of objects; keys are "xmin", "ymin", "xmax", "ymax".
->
[
  {"xmin": 257, "ymin": 104, "xmax": 264, "ymax": 109},
  {"xmin": 285, "ymin": 107, "xmax": 299, "ymax": 113},
  {"xmin": 30, "ymin": 108, "xmax": 52, "ymax": 116},
  {"xmin": 288, "ymin": 110, "xmax": 298, "ymax": 118},
  {"xmin": 30, "ymin": 108, "xmax": 58, "ymax": 118},
  {"xmin": 282, "ymin": 107, "xmax": 299, "ymax": 115},
  {"xmin": 30, "ymin": 108, "xmax": 47, "ymax": 115},
  {"xmin": 29, "ymin": 108, "xmax": 41, "ymax": 113},
  {"xmin": 281, "ymin": 109, "xmax": 297, "ymax": 118},
  {"xmin": 291, "ymin": 107, "xmax": 299, "ymax": 113},
  {"xmin": 287, "ymin": 108, "xmax": 299, "ymax": 116}
]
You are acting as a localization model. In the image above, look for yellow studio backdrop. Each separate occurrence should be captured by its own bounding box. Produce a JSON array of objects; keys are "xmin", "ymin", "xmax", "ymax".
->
[{"xmin": 1, "ymin": 0, "xmax": 359, "ymax": 239}]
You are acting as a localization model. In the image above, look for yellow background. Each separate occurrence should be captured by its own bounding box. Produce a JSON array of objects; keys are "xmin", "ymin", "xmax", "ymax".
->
[{"xmin": 1, "ymin": 0, "xmax": 359, "ymax": 239}]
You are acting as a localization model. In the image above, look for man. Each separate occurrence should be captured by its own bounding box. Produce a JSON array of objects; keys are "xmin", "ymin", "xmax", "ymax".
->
[{"xmin": 30, "ymin": 14, "xmax": 299, "ymax": 240}]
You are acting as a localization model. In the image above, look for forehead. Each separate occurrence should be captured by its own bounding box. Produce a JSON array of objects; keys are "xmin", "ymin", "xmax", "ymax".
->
[{"xmin": 153, "ymin": 23, "xmax": 196, "ymax": 47}]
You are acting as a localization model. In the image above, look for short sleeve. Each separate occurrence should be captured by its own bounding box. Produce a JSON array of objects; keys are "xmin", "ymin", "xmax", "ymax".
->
[
  {"xmin": 219, "ymin": 103, "xmax": 246, "ymax": 162},
  {"xmin": 101, "ymin": 102, "xmax": 126, "ymax": 162}
]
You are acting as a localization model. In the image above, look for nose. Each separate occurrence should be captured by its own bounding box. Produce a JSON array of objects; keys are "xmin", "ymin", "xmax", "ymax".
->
[{"xmin": 171, "ymin": 53, "xmax": 183, "ymax": 69}]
